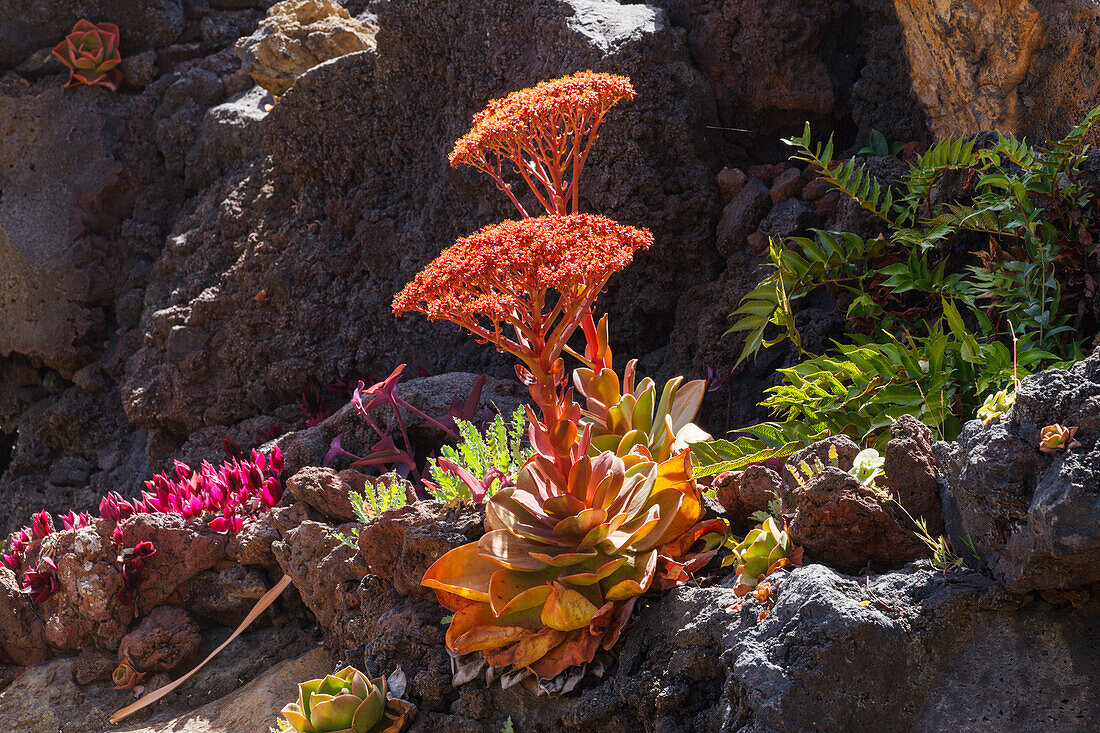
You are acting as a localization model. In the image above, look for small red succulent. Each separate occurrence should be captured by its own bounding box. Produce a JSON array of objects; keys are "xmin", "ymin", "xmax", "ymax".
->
[
  {"xmin": 1039, "ymin": 423, "xmax": 1081, "ymax": 453},
  {"xmin": 22, "ymin": 557, "xmax": 60, "ymax": 605},
  {"xmin": 51, "ymin": 20, "xmax": 123, "ymax": 91}
]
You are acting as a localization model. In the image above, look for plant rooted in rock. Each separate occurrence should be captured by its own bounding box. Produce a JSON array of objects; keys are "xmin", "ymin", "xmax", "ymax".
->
[
  {"xmin": 722, "ymin": 517, "xmax": 803, "ymax": 595},
  {"xmin": 573, "ymin": 315, "xmax": 710, "ymax": 463},
  {"xmin": 1039, "ymin": 423, "xmax": 1080, "ymax": 453},
  {"xmin": 977, "ymin": 388, "xmax": 1016, "ymax": 424},
  {"xmin": 277, "ymin": 666, "xmax": 413, "ymax": 733},
  {"xmin": 112, "ymin": 657, "xmax": 145, "ymax": 690},
  {"xmin": 52, "ymin": 19, "xmax": 123, "ymax": 90},
  {"xmin": 425, "ymin": 408, "xmax": 532, "ymax": 502},
  {"xmin": 396, "ymin": 71, "xmax": 724, "ymax": 684},
  {"xmin": 101, "ymin": 447, "xmax": 284, "ymax": 533}
]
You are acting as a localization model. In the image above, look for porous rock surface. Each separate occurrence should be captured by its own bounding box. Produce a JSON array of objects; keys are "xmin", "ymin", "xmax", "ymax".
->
[
  {"xmin": 894, "ymin": 0, "xmax": 1100, "ymax": 142},
  {"xmin": 117, "ymin": 605, "xmax": 202, "ymax": 672},
  {"xmin": 235, "ymin": 0, "xmax": 378, "ymax": 96},
  {"xmin": 336, "ymin": 555, "xmax": 1100, "ymax": 732},
  {"xmin": 937, "ymin": 347, "xmax": 1100, "ymax": 591}
]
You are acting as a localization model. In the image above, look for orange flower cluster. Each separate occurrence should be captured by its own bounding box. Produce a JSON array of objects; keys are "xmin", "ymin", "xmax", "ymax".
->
[
  {"xmin": 449, "ymin": 71, "xmax": 635, "ymax": 216},
  {"xmin": 392, "ymin": 214, "xmax": 651, "ymax": 360}
]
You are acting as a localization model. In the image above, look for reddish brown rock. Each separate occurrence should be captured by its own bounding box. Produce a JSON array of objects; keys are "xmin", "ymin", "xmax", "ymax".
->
[
  {"xmin": 801, "ymin": 176, "xmax": 833, "ymax": 202},
  {"xmin": 784, "ymin": 435, "xmax": 860, "ymax": 490},
  {"xmin": 884, "ymin": 414, "xmax": 943, "ymax": 534},
  {"xmin": 740, "ymin": 464, "xmax": 785, "ymax": 514},
  {"xmin": 769, "ymin": 167, "xmax": 804, "ymax": 204},
  {"xmin": 713, "ymin": 471, "xmax": 745, "ymax": 520},
  {"xmin": 0, "ymin": 567, "xmax": 50, "ymax": 666},
  {"xmin": 357, "ymin": 501, "xmax": 483, "ymax": 597},
  {"xmin": 272, "ymin": 519, "xmax": 366, "ymax": 626},
  {"xmin": 714, "ymin": 465, "xmax": 783, "ymax": 525},
  {"xmin": 717, "ymin": 167, "xmax": 748, "ymax": 204},
  {"xmin": 786, "ymin": 466, "xmax": 927, "ymax": 573},
  {"xmin": 72, "ymin": 645, "xmax": 116, "ymax": 685},
  {"xmin": 35, "ymin": 522, "xmax": 133, "ymax": 652},
  {"xmin": 116, "ymin": 513, "xmax": 231, "ymax": 614},
  {"xmin": 227, "ymin": 518, "xmax": 281, "ymax": 570},
  {"xmin": 118, "ymin": 606, "xmax": 202, "ymax": 672},
  {"xmin": 357, "ymin": 502, "xmax": 440, "ymax": 585},
  {"xmin": 286, "ymin": 466, "xmax": 358, "ymax": 522},
  {"xmin": 748, "ymin": 163, "xmax": 789, "ymax": 186},
  {"xmin": 391, "ymin": 504, "xmax": 483, "ymax": 597}
]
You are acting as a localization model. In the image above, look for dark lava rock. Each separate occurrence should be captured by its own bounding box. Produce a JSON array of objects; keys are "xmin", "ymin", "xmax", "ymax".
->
[
  {"xmin": 937, "ymin": 348, "xmax": 1100, "ymax": 591},
  {"xmin": 117, "ymin": 605, "xmax": 201, "ymax": 672},
  {"xmin": 351, "ymin": 561, "xmax": 1100, "ymax": 732},
  {"xmin": 716, "ymin": 178, "xmax": 770, "ymax": 257},
  {"xmin": 758, "ymin": 197, "xmax": 819, "ymax": 238}
]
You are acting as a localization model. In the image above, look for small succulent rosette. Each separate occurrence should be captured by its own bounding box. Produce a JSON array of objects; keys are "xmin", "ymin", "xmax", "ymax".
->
[
  {"xmin": 52, "ymin": 19, "xmax": 123, "ymax": 90},
  {"xmin": 276, "ymin": 666, "xmax": 414, "ymax": 733}
]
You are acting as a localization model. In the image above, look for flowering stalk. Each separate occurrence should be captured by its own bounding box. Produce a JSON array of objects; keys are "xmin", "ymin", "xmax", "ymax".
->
[{"xmin": 450, "ymin": 72, "xmax": 635, "ymax": 217}]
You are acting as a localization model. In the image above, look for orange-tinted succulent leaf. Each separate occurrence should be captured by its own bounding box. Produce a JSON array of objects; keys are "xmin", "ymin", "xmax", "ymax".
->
[
  {"xmin": 447, "ymin": 602, "xmax": 541, "ymax": 654},
  {"xmin": 488, "ymin": 626, "xmax": 569, "ymax": 670},
  {"xmin": 528, "ymin": 548, "xmax": 598, "ymax": 567},
  {"xmin": 599, "ymin": 596, "xmax": 638, "ymax": 651},
  {"xmin": 488, "ymin": 568, "xmax": 554, "ymax": 616},
  {"xmin": 540, "ymin": 582, "xmax": 600, "ymax": 631},
  {"xmin": 544, "ymin": 493, "xmax": 587, "ymax": 518},
  {"xmin": 603, "ymin": 549, "xmax": 657, "ymax": 600},
  {"xmin": 553, "ymin": 507, "xmax": 608, "ymax": 538},
  {"xmin": 557, "ymin": 556, "xmax": 626, "ymax": 586},
  {"xmin": 421, "ymin": 542, "xmax": 497, "ymax": 602},
  {"xmin": 528, "ymin": 629, "xmax": 603, "ymax": 679},
  {"xmin": 477, "ymin": 530, "xmax": 552, "ymax": 571},
  {"xmin": 651, "ymin": 555, "xmax": 688, "ymax": 590}
]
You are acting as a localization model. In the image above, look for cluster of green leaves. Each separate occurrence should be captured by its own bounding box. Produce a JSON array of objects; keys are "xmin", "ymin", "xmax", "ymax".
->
[
  {"xmin": 425, "ymin": 408, "xmax": 531, "ymax": 501},
  {"xmin": 336, "ymin": 475, "xmax": 410, "ymax": 548},
  {"xmin": 695, "ymin": 106, "xmax": 1100, "ymax": 476}
]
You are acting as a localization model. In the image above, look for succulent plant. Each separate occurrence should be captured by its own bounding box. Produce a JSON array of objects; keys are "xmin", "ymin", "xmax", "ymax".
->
[
  {"xmin": 112, "ymin": 657, "xmax": 145, "ymax": 690},
  {"xmin": 977, "ymin": 388, "xmax": 1015, "ymax": 425},
  {"xmin": 22, "ymin": 557, "xmax": 60, "ymax": 604},
  {"xmin": 849, "ymin": 448, "xmax": 885, "ymax": 487},
  {"xmin": 278, "ymin": 667, "xmax": 411, "ymax": 733},
  {"xmin": 98, "ymin": 447, "xmax": 284, "ymax": 534},
  {"xmin": 423, "ymin": 450, "xmax": 724, "ymax": 678},
  {"xmin": 51, "ymin": 20, "xmax": 123, "ymax": 91},
  {"xmin": 574, "ymin": 315, "xmax": 710, "ymax": 463},
  {"xmin": 1039, "ymin": 423, "xmax": 1080, "ymax": 453},
  {"xmin": 721, "ymin": 517, "xmax": 802, "ymax": 594}
]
